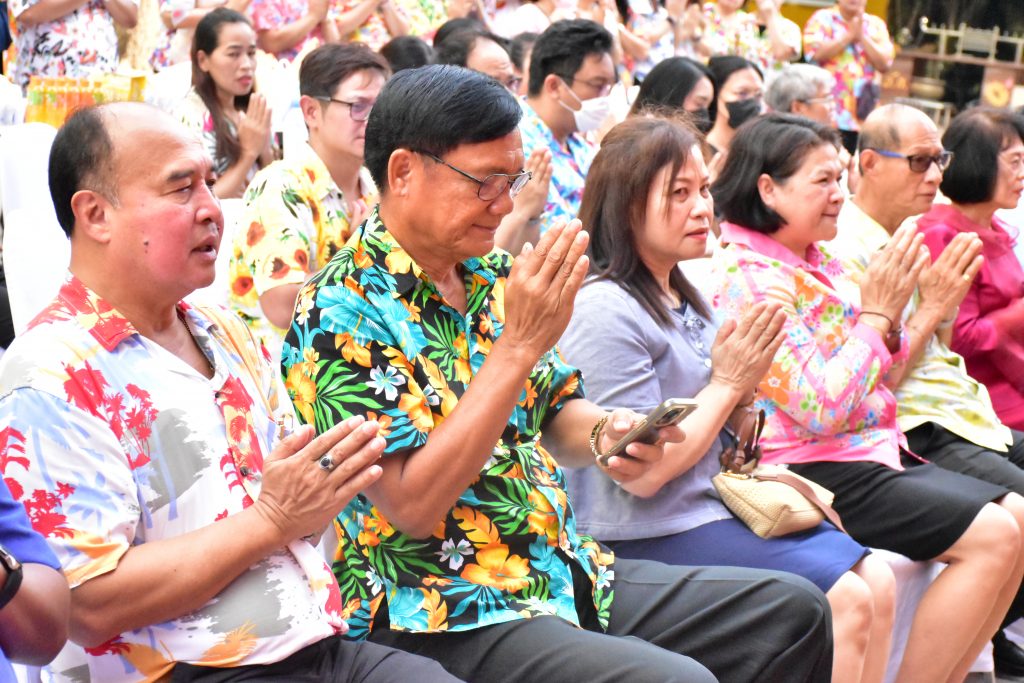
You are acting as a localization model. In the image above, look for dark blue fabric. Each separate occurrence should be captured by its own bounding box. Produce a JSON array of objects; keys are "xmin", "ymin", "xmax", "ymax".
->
[
  {"xmin": 0, "ymin": 477, "xmax": 60, "ymax": 676},
  {"xmin": 0, "ymin": 478, "xmax": 58, "ymax": 569},
  {"xmin": 607, "ymin": 517, "xmax": 867, "ymax": 593}
]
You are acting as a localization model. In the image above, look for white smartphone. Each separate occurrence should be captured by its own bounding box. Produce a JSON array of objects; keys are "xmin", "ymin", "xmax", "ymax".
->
[{"xmin": 597, "ymin": 398, "xmax": 697, "ymax": 467}]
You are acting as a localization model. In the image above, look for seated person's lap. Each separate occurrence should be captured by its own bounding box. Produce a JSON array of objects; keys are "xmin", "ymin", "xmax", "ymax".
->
[{"xmin": 791, "ymin": 455, "xmax": 1008, "ymax": 561}]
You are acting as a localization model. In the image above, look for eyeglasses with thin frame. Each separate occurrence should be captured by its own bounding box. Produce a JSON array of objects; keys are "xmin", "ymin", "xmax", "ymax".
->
[
  {"xmin": 420, "ymin": 152, "xmax": 532, "ymax": 201},
  {"xmin": 867, "ymin": 148, "xmax": 954, "ymax": 173},
  {"xmin": 314, "ymin": 96, "xmax": 374, "ymax": 121}
]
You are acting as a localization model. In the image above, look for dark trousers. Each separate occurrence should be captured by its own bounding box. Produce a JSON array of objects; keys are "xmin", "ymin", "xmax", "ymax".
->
[
  {"xmin": 906, "ymin": 423, "xmax": 1024, "ymax": 626},
  {"xmin": 369, "ymin": 559, "xmax": 833, "ymax": 683},
  {"xmin": 170, "ymin": 635, "xmax": 463, "ymax": 682}
]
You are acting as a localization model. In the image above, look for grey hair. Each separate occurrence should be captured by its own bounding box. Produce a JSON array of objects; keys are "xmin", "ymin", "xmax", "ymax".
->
[{"xmin": 765, "ymin": 63, "xmax": 834, "ymax": 114}]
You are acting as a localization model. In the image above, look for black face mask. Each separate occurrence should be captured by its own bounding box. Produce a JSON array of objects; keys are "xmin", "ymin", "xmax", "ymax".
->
[
  {"xmin": 725, "ymin": 97, "xmax": 762, "ymax": 130},
  {"xmin": 689, "ymin": 107, "xmax": 712, "ymax": 134}
]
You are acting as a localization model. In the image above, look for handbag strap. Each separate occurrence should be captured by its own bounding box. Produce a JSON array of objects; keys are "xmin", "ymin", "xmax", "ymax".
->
[{"xmin": 754, "ymin": 471, "xmax": 847, "ymax": 533}]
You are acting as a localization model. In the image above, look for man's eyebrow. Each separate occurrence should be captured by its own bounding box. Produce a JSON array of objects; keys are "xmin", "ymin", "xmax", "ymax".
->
[{"xmin": 166, "ymin": 169, "xmax": 196, "ymax": 183}]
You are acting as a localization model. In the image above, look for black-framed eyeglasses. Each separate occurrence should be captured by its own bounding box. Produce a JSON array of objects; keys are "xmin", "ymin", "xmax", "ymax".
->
[
  {"xmin": 557, "ymin": 74, "xmax": 613, "ymax": 97},
  {"xmin": 867, "ymin": 148, "xmax": 954, "ymax": 173},
  {"xmin": 421, "ymin": 152, "xmax": 532, "ymax": 201},
  {"xmin": 314, "ymin": 96, "xmax": 373, "ymax": 121}
]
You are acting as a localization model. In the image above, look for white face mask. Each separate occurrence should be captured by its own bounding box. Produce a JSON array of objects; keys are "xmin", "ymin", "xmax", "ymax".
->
[{"xmin": 558, "ymin": 80, "xmax": 612, "ymax": 133}]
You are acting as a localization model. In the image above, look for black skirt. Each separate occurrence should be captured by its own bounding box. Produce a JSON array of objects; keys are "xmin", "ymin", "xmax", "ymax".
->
[{"xmin": 790, "ymin": 452, "xmax": 1009, "ymax": 561}]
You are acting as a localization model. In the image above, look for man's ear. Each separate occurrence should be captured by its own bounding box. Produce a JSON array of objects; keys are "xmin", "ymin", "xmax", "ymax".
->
[
  {"xmin": 299, "ymin": 95, "xmax": 322, "ymax": 131},
  {"xmin": 542, "ymin": 73, "xmax": 563, "ymax": 99},
  {"xmin": 387, "ymin": 149, "xmax": 417, "ymax": 198},
  {"xmin": 70, "ymin": 190, "xmax": 114, "ymax": 244}
]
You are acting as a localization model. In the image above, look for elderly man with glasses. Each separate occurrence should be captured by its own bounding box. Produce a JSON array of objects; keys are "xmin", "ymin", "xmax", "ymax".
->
[
  {"xmin": 829, "ymin": 103, "xmax": 1024, "ymax": 678},
  {"xmin": 280, "ymin": 63, "xmax": 835, "ymax": 683},
  {"xmin": 231, "ymin": 43, "xmax": 389, "ymax": 358}
]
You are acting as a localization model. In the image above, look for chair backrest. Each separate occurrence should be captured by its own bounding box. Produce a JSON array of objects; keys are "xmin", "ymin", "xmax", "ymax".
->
[
  {"xmin": 0, "ymin": 123, "xmax": 70, "ymax": 335},
  {"xmin": 957, "ymin": 24, "xmax": 999, "ymax": 59}
]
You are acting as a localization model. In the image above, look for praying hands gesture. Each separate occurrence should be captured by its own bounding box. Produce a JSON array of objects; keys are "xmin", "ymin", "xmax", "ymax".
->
[
  {"xmin": 502, "ymin": 219, "xmax": 590, "ymax": 360},
  {"xmin": 859, "ymin": 221, "xmax": 928, "ymax": 330}
]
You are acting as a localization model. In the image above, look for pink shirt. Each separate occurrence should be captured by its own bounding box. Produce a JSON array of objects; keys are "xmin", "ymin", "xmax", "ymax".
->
[
  {"xmin": 711, "ymin": 221, "xmax": 908, "ymax": 469},
  {"xmin": 918, "ymin": 204, "xmax": 1024, "ymax": 430}
]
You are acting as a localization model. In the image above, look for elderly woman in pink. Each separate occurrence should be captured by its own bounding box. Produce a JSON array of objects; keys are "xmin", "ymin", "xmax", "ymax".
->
[
  {"xmin": 710, "ymin": 112, "xmax": 1024, "ymax": 683},
  {"xmin": 918, "ymin": 108, "xmax": 1024, "ymax": 430}
]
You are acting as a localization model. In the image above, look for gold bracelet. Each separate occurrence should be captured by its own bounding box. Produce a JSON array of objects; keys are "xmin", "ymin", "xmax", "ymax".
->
[{"xmin": 590, "ymin": 415, "xmax": 610, "ymax": 461}]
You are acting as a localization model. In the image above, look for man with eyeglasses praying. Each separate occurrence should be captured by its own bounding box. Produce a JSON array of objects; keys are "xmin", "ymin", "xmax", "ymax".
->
[
  {"xmin": 280, "ymin": 63, "xmax": 835, "ymax": 683},
  {"xmin": 231, "ymin": 43, "xmax": 389, "ymax": 357},
  {"xmin": 829, "ymin": 103, "xmax": 1024, "ymax": 677},
  {"xmin": 517, "ymin": 20, "xmax": 615, "ymax": 239}
]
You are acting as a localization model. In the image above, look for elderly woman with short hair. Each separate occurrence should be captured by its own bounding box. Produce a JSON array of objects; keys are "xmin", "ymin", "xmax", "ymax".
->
[
  {"xmin": 918, "ymin": 108, "xmax": 1024, "ymax": 430},
  {"xmin": 711, "ymin": 112, "xmax": 1024, "ymax": 683}
]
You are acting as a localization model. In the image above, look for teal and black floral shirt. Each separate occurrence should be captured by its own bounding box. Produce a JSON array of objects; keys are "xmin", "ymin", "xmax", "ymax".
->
[{"xmin": 282, "ymin": 211, "xmax": 615, "ymax": 638}]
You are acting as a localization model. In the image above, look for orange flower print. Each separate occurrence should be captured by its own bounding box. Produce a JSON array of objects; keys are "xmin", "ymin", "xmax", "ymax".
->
[
  {"xmin": 460, "ymin": 544, "xmax": 530, "ymax": 592},
  {"xmin": 285, "ymin": 363, "xmax": 316, "ymax": 425},
  {"xmin": 245, "ymin": 221, "xmax": 265, "ymax": 247},
  {"xmin": 270, "ymin": 258, "xmax": 291, "ymax": 280},
  {"xmin": 231, "ymin": 276, "xmax": 254, "ymax": 297},
  {"xmin": 335, "ymin": 333, "xmax": 372, "ymax": 368},
  {"xmin": 398, "ymin": 384, "xmax": 434, "ymax": 433}
]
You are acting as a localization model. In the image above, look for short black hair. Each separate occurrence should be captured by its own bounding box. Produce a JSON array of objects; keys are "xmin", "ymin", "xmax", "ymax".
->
[
  {"xmin": 707, "ymin": 55, "xmax": 762, "ymax": 123},
  {"xmin": 299, "ymin": 43, "xmax": 389, "ymax": 99},
  {"xmin": 712, "ymin": 113, "xmax": 840, "ymax": 234},
  {"xmin": 508, "ymin": 32, "xmax": 539, "ymax": 71},
  {"xmin": 435, "ymin": 28, "xmax": 505, "ymax": 68},
  {"xmin": 940, "ymin": 107, "xmax": 1024, "ymax": 204},
  {"xmin": 49, "ymin": 106, "xmax": 117, "ymax": 237},
  {"xmin": 364, "ymin": 64, "xmax": 522, "ymax": 193},
  {"xmin": 433, "ymin": 17, "xmax": 485, "ymax": 48},
  {"xmin": 380, "ymin": 35, "xmax": 434, "ymax": 73},
  {"xmin": 630, "ymin": 57, "xmax": 711, "ymax": 115},
  {"xmin": 527, "ymin": 19, "xmax": 613, "ymax": 97}
]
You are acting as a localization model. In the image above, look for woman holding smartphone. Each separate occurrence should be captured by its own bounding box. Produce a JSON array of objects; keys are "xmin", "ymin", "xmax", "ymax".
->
[{"xmin": 559, "ymin": 114, "xmax": 894, "ymax": 683}]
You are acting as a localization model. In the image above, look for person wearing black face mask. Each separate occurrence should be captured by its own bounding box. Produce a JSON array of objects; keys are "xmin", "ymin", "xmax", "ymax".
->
[
  {"xmin": 706, "ymin": 55, "xmax": 764, "ymax": 156},
  {"xmin": 629, "ymin": 57, "xmax": 714, "ymax": 135}
]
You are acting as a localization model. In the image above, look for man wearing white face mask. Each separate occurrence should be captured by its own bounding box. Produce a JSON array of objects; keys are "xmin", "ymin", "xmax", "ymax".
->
[{"xmin": 520, "ymin": 19, "xmax": 615, "ymax": 235}]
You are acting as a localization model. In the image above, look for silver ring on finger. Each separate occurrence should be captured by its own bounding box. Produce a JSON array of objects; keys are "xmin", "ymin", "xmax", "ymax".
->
[{"xmin": 318, "ymin": 454, "xmax": 335, "ymax": 472}]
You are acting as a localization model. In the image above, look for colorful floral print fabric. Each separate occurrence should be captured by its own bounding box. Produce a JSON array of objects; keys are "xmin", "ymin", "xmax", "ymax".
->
[
  {"xmin": 803, "ymin": 5, "xmax": 893, "ymax": 132},
  {"xmin": 10, "ymin": 0, "xmax": 136, "ymax": 88},
  {"xmin": 231, "ymin": 143, "xmax": 377, "ymax": 356},
  {"xmin": 710, "ymin": 221, "xmax": 909, "ymax": 470},
  {"xmin": 281, "ymin": 210, "xmax": 615, "ymax": 639},
  {"xmin": 0, "ymin": 276, "xmax": 344, "ymax": 682},
  {"xmin": 518, "ymin": 100, "xmax": 597, "ymax": 235}
]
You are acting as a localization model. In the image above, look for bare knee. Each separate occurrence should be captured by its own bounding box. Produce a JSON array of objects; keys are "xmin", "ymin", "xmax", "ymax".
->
[
  {"xmin": 852, "ymin": 554, "xmax": 896, "ymax": 625},
  {"xmin": 943, "ymin": 502, "xmax": 1022, "ymax": 568},
  {"xmin": 826, "ymin": 570, "xmax": 874, "ymax": 642},
  {"xmin": 998, "ymin": 492, "xmax": 1024, "ymax": 533}
]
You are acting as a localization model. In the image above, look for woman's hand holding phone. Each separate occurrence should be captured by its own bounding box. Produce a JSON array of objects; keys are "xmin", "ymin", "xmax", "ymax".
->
[{"xmin": 596, "ymin": 405, "xmax": 688, "ymax": 482}]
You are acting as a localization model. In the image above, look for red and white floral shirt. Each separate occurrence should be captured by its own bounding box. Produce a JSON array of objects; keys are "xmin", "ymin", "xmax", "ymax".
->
[{"xmin": 0, "ymin": 276, "xmax": 345, "ymax": 682}]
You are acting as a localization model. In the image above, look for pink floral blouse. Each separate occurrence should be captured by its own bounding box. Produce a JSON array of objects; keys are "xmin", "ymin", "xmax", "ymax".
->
[{"xmin": 711, "ymin": 221, "xmax": 909, "ymax": 470}]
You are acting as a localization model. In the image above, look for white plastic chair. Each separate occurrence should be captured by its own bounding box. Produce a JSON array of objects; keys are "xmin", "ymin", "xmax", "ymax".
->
[{"xmin": 0, "ymin": 123, "xmax": 70, "ymax": 335}]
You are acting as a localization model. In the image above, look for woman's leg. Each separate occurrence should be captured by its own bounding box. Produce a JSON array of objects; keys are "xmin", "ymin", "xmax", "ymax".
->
[
  {"xmin": 948, "ymin": 493, "xmax": 1024, "ymax": 680},
  {"xmin": 825, "ymin": 555, "xmax": 894, "ymax": 683},
  {"xmin": 852, "ymin": 555, "xmax": 895, "ymax": 683},
  {"xmin": 896, "ymin": 502, "xmax": 1022, "ymax": 682}
]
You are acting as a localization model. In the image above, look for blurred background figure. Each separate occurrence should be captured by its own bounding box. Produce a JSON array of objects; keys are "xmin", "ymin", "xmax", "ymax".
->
[
  {"xmin": 705, "ymin": 55, "xmax": 763, "ymax": 157},
  {"xmin": 380, "ymin": 34, "xmax": 435, "ymax": 71},
  {"xmin": 177, "ymin": 8, "xmax": 277, "ymax": 198},
  {"xmin": 629, "ymin": 56, "xmax": 713, "ymax": 132},
  {"xmin": 918, "ymin": 108, "xmax": 1024, "ymax": 433},
  {"xmin": 803, "ymin": 0, "xmax": 893, "ymax": 155}
]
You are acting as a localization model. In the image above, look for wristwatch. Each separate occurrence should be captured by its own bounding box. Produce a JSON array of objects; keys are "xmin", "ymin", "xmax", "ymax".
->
[{"xmin": 0, "ymin": 544, "xmax": 23, "ymax": 610}]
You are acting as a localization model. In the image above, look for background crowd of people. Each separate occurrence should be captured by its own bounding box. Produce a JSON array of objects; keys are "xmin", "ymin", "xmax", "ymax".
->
[{"xmin": 4, "ymin": 0, "xmax": 1024, "ymax": 682}]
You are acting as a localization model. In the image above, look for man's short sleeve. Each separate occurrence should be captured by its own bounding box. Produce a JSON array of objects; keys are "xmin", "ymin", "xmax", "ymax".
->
[
  {"xmin": 0, "ymin": 478, "xmax": 59, "ymax": 570},
  {"xmin": 0, "ymin": 388, "xmax": 140, "ymax": 587},
  {"xmin": 240, "ymin": 170, "xmax": 318, "ymax": 296}
]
